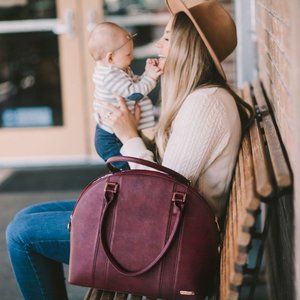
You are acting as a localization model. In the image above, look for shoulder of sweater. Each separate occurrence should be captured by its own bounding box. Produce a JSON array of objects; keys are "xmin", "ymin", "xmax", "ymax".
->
[
  {"xmin": 182, "ymin": 87, "xmax": 237, "ymax": 119},
  {"xmin": 185, "ymin": 86, "xmax": 233, "ymax": 104},
  {"xmin": 174, "ymin": 87, "xmax": 235, "ymax": 133},
  {"xmin": 180, "ymin": 87, "xmax": 229, "ymax": 115}
]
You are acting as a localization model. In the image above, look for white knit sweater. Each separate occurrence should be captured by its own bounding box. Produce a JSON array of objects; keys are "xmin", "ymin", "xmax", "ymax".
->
[{"xmin": 120, "ymin": 87, "xmax": 242, "ymax": 217}]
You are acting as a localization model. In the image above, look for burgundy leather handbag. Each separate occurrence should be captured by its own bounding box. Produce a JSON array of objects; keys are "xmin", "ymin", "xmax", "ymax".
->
[{"xmin": 68, "ymin": 156, "xmax": 219, "ymax": 299}]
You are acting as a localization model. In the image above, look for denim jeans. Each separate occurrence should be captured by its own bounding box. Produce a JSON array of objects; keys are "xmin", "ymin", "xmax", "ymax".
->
[
  {"xmin": 5, "ymin": 200, "xmax": 76, "ymax": 300},
  {"xmin": 94, "ymin": 125, "xmax": 130, "ymax": 170}
]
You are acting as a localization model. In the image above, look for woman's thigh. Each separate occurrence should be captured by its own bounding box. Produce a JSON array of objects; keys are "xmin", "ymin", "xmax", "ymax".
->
[
  {"xmin": 5, "ymin": 200, "xmax": 76, "ymax": 300},
  {"xmin": 6, "ymin": 200, "xmax": 76, "ymax": 264},
  {"xmin": 14, "ymin": 199, "xmax": 76, "ymax": 220}
]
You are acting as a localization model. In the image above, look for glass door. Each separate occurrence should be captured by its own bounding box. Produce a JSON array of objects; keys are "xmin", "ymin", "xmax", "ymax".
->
[{"xmin": 0, "ymin": 0, "xmax": 89, "ymax": 165}]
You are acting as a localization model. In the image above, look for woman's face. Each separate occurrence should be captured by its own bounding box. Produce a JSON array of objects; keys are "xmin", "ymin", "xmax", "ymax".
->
[{"xmin": 155, "ymin": 18, "xmax": 172, "ymax": 69}]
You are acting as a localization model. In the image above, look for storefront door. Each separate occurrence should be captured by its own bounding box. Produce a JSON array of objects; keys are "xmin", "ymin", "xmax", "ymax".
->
[{"xmin": 0, "ymin": 0, "xmax": 97, "ymax": 165}]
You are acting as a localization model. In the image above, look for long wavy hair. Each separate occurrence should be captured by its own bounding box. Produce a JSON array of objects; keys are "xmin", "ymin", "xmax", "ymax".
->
[{"xmin": 154, "ymin": 12, "xmax": 254, "ymax": 161}]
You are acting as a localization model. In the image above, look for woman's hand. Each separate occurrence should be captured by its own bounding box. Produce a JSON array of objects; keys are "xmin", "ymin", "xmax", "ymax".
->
[{"xmin": 98, "ymin": 96, "xmax": 141, "ymax": 144}]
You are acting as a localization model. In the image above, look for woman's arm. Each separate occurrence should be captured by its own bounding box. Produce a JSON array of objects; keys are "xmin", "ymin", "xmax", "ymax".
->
[{"xmin": 120, "ymin": 136, "xmax": 157, "ymax": 169}]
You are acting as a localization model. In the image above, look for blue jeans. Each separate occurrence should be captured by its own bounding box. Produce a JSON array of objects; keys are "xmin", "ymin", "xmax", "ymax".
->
[
  {"xmin": 5, "ymin": 200, "xmax": 76, "ymax": 300},
  {"xmin": 94, "ymin": 125, "xmax": 130, "ymax": 170}
]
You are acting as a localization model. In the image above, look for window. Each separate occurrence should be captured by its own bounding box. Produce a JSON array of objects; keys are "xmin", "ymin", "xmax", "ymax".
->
[{"xmin": 0, "ymin": 0, "xmax": 63, "ymax": 128}]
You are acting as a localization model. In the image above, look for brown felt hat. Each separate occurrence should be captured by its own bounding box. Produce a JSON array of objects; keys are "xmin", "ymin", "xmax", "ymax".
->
[{"xmin": 165, "ymin": 0, "xmax": 237, "ymax": 79}]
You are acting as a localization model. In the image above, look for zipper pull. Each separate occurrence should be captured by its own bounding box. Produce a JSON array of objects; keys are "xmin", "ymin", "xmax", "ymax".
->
[
  {"xmin": 67, "ymin": 215, "xmax": 72, "ymax": 232},
  {"xmin": 215, "ymin": 216, "xmax": 221, "ymax": 232}
]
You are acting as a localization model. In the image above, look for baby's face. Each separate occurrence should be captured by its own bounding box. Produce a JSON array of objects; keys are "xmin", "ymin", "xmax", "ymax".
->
[{"xmin": 111, "ymin": 38, "xmax": 134, "ymax": 70}]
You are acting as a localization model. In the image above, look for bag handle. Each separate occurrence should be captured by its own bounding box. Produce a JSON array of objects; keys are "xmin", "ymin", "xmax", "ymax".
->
[
  {"xmin": 107, "ymin": 156, "xmax": 191, "ymax": 186},
  {"xmin": 100, "ymin": 184, "xmax": 185, "ymax": 277}
]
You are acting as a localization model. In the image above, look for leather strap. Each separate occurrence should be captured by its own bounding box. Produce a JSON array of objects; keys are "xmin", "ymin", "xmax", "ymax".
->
[
  {"xmin": 100, "ymin": 184, "xmax": 185, "ymax": 277},
  {"xmin": 107, "ymin": 156, "xmax": 191, "ymax": 186}
]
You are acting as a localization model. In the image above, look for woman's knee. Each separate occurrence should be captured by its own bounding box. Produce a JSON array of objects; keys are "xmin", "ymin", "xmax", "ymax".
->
[
  {"xmin": 6, "ymin": 216, "xmax": 29, "ymax": 250},
  {"xmin": 13, "ymin": 202, "xmax": 45, "ymax": 220}
]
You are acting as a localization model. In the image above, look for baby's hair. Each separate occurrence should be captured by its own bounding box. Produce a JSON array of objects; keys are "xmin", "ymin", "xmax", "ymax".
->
[{"xmin": 88, "ymin": 22, "xmax": 127, "ymax": 61}]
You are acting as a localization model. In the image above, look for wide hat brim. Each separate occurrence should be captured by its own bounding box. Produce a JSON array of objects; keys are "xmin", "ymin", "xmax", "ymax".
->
[{"xmin": 165, "ymin": 0, "xmax": 238, "ymax": 80}]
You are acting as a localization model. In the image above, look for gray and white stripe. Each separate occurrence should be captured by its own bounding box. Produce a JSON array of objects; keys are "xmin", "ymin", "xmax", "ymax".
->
[{"xmin": 93, "ymin": 65, "xmax": 156, "ymax": 134}]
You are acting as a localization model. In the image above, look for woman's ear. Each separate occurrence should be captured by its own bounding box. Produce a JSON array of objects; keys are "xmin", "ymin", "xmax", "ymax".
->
[{"xmin": 106, "ymin": 52, "xmax": 114, "ymax": 64}]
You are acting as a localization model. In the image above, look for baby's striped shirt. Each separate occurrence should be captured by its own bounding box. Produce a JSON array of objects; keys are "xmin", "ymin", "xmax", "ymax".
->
[{"xmin": 93, "ymin": 65, "xmax": 157, "ymax": 134}]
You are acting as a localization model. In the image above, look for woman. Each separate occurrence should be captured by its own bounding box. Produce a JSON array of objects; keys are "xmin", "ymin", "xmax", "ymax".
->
[{"xmin": 6, "ymin": 1, "xmax": 253, "ymax": 299}]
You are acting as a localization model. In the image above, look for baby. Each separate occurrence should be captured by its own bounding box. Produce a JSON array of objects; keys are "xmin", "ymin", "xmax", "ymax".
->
[{"xmin": 88, "ymin": 22, "xmax": 162, "ymax": 170}]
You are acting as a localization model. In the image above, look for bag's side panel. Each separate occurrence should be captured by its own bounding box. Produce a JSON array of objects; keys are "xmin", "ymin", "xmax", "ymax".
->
[
  {"xmin": 170, "ymin": 192, "xmax": 218, "ymax": 299},
  {"xmin": 158, "ymin": 200, "xmax": 186, "ymax": 298},
  {"xmin": 69, "ymin": 180, "xmax": 107, "ymax": 286}
]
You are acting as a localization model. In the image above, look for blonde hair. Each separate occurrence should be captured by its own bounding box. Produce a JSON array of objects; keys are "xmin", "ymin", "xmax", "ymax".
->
[{"xmin": 154, "ymin": 12, "xmax": 254, "ymax": 161}]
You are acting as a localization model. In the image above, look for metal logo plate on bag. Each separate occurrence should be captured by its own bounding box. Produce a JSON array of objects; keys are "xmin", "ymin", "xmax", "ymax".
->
[{"xmin": 179, "ymin": 291, "xmax": 196, "ymax": 295}]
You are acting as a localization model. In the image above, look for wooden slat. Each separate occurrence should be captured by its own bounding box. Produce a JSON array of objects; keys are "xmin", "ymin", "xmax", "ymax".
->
[
  {"xmin": 230, "ymin": 183, "xmax": 244, "ymax": 284},
  {"xmin": 84, "ymin": 289, "xmax": 103, "ymax": 300},
  {"xmin": 114, "ymin": 293, "xmax": 128, "ymax": 300},
  {"xmin": 230, "ymin": 175, "xmax": 244, "ymax": 266},
  {"xmin": 253, "ymin": 79, "xmax": 292, "ymax": 189},
  {"xmin": 223, "ymin": 189, "xmax": 233, "ymax": 300},
  {"xmin": 220, "ymin": 226, "xmax": 226, "ymax": 300},
  {"xmin": 238, "ymin": 137, "xmax": 256, "ymax": 229},
  {"xmin": 220, "ymin": 158, "xmax": 250, "ymax": 299},
  {"xmin": 242, "ymin": 82, "xmax": 274, "ymax": 198},
  {"xmin": 220, "ymin": 212, "xmax": 226, "ymax": 300},
  {"xmin": 229, "ymin": 180, "xmax": 240, "ymax": 286},
  {"xmin": 220, "ymin": 175, "xmax": 242, "ymax": 300},
  {"xmin": 220, "ymin": 195, "xmax": 230, "ymax": 300},
  {"xmin": 227, "ymin": 287, "xmax": 239, "ymax": 300},
  {"xmin": 130, "ymin": 295, "xmax": 143, "ymax": 300},
  {"xmin": 101, "ymin": 291, "xmax": 116, "ymax": 300},
  {"xmin": 235, "ymin": 153, "xmax": 251, "ymax": 249},
  {"xmin": 232, "ymin": 179, "xmax": 248, "ymax": 266},
  {"xmin": 85, "ymin": 290, "xmax": 145, "ymax": 300},
  {"xmin": 241, "ymin": 133, "xmax": 260, "ymax": 213}
]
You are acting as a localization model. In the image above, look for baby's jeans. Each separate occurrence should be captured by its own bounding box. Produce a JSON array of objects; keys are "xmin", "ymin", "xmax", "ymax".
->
[
  {"xmin": 94, "ymin": 125, "xmax": 130, "ymax": 170},
  {"xmin": 5, "ymin": 200, "xmax": 76, "ymax": 300}
]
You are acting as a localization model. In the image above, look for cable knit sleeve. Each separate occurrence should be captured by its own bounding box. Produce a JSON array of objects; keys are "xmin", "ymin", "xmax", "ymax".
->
[{"xmin": 120, "ymin": 91, "xmax": 227, "ymax": 180}]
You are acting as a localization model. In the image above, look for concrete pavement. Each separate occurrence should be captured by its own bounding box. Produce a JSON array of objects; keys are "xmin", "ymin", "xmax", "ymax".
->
[
  {"xmin": 0, "ymin": 164, "xmax": 108, "ymax": 300},
  {"xmin": 0, "ymin": 191, "xmax": 89, "ymax": 300}
]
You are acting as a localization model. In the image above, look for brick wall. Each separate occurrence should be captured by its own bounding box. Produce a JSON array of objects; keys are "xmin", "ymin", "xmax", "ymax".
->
[
  {"xmin": 256, "ymin": 3, "xmax": 295, "ymax": 300},
  {"xmin": 255, "ymin": 0, "xmax": 293, "ymax": 165},
  {"xmin": 292, "ymin": 0, "xmax": 300, "ymax": 295}
]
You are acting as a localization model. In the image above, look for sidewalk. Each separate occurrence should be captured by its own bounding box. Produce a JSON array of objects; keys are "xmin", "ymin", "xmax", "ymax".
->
[{"xmin": 0, "ymin": 164, "xmax": 108, "ymax": 300}]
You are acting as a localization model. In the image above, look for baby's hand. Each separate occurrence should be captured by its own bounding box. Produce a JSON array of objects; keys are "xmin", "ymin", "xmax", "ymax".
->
[
  {"xmin": 145, "ymin": 58, "xmax": 159, "ymax": 72},
  {"xmin": 145, "ymin": 59, "xmax": 163, "ymax": 80}
]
